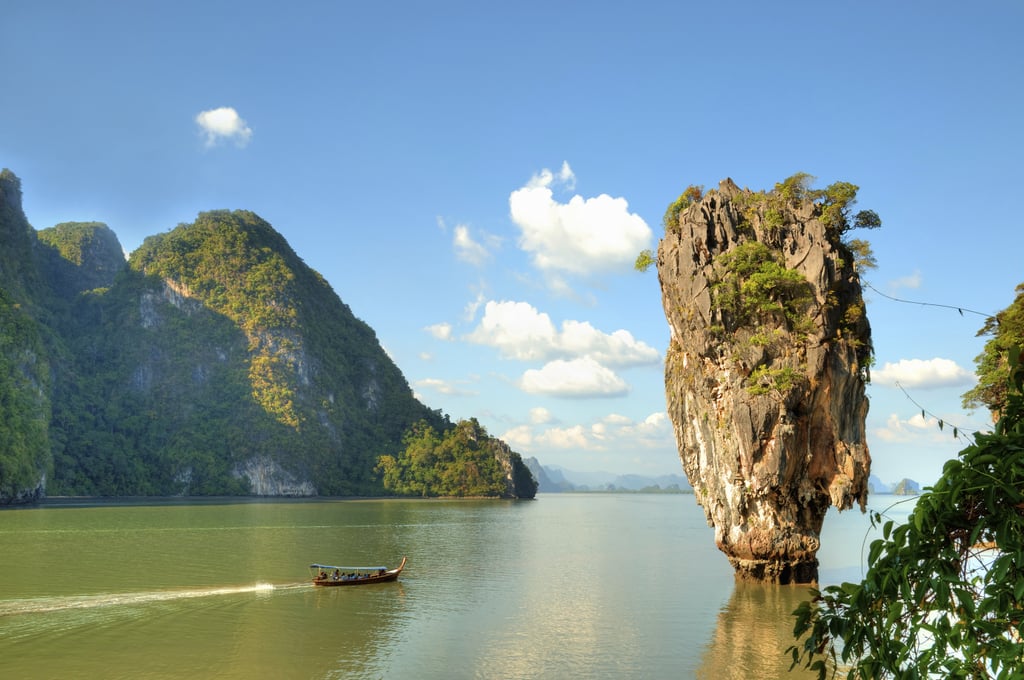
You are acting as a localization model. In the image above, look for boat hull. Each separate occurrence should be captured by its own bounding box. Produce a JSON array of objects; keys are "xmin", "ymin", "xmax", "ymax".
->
[{"xmin": 311, "ymin": 556, "xmax": 406, "ymax": 587}]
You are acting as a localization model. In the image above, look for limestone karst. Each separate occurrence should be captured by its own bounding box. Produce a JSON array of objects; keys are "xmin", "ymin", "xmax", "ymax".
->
[{"xmin": 656, "ymin": 177, "xmax": 873, "ymax": 583}]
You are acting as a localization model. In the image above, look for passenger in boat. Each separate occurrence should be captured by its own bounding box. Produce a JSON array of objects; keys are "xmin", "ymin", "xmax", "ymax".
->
[
  {"xmin": 333, "ymin": 569, "xmax": 340, "ymax": 581},
  {"xmin": 319, "ymin": 571, "xmax": 327, "ymax": 581}
]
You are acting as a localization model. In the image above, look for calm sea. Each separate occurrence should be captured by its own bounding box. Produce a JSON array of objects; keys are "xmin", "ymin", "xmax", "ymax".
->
[{"xmin": 0, "ymin": 493, "xmax": 915, "ymax": 679}]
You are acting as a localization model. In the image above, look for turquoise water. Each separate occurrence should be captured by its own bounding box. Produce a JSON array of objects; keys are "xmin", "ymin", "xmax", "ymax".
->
[{"xmin": 0, "ymin": 494, "xmax": 913, "ymax": 679}]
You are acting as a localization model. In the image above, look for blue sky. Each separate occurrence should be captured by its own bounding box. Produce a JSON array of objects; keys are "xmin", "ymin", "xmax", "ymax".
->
[{"xmin": 2, "ymin": 1, "xmax": 1021, "ymax": 484}]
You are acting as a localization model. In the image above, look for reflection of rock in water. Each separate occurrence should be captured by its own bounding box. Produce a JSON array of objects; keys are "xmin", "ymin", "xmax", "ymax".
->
[
  {"xmin": 657, "ymin": 178, "xmax": 872, "ymax": 583},
  {"xmin": 696, "ymin": 582, "xmax": 823, "ymax": 679}
]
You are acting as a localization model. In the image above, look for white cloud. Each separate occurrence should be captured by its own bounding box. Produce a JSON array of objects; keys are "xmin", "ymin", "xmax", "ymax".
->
[
  {"xmin": 872, "ymin": 357, "xmax": 974, "ymax": 389},
  {"xmin": 466, "ymin": 300, "xmax": 557, "ymax": 361},
  {"xmin": 453, "ymin": 224, "xmax": 490, "ymax": 265},
  {"xmin": 414, "ymin": 377, "xmax": 476, "ymax": 397},
  {"xmin": 537, "ymin": 425, "xmax": 589, "ymax": 449},
  {"xmin": 873, "ymin": 412, "xmax": 941, "ymax": 443},
  {"xmin": 509, "ymin": 163, "xmax": 651, "ymax": 275},
  {"xmin": 463, "ymin": 288, "xmax": 487, "ymax": 322},
  {"xmin": 426, "ymin": 322, "xmax": 453, "ymax": 341},
  {"xmin": 466, "ymin": 300, "xmax": 659, "ymax": 366},
  {"xmin": 529, "ymin": 407, "xmax": 554, "ymax": 424},
  {"xmin": 195, "ymin": 107, "xmax": 252, "ymax": 148},
  {"xmin": 557, "ymin": 160, "xmax": 576, "ymax": 189},
  {"xmin": 501, "ymin": 410, "xmax": 673, "ymax": 454},
  {"xmin": 519, "ymin": 357, "xmax": 629, "ymax": 397},
  {"xmin": 888, "ymin": 270, "xmax": 922, "ymax": 291},
  {"xmin": 558, "ymin": 320, "xmax": 659, "ymax": 367},
  {"xmin": 501, "ymin": 424, "xmax": 535, "ymax": 448}
]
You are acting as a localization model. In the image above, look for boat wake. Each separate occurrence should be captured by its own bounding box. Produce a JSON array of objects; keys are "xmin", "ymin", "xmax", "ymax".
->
[{"xmin": 0, "ymin": 582, "xmax": 307, "ymax": 617}]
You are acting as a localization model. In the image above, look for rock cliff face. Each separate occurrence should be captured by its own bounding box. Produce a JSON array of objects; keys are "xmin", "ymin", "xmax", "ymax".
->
[
  {"xmin": 657, "ymin": 178, "xmax": 872, "ymax": 583},
  {"xmin": 0, "ymin": 169, "xmax": 446, "ymax": 502},
  {"xmin": 0, "ymin": 170, "xmax": 52, "ymax": 503}
]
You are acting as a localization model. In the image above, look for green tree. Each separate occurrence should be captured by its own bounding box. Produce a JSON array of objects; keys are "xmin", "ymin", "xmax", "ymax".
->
[
  {"xmin": 376, "ymin": 418, "xmax": 534, "ymax": 498},
  {"xmin": 661, "ymin": 184, "xmax": 704, "ymax": 233},
  {"xmin": 790, "ymin": 346, "xmax": 1024, "ymax": 678},
  {"xmin": 963, "ymin": 282, "xmax": 1024, "ymax": 418},
  {"xmin": 634, "ymin": 249, "xmax": 655, "ymax": 273}
]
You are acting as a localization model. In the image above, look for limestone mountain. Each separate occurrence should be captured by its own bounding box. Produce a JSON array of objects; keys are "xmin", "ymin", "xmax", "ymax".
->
[
  {"xmin": 0, "ymin": 170, "xmax": 52, "ymax": 502},
  {"xmin": 0, "ymin": 169, "xmax": 455, "ymax": 501},
  {"xmin": 656, "ymin": 176, "xmax": 874, "ymax": 583}
]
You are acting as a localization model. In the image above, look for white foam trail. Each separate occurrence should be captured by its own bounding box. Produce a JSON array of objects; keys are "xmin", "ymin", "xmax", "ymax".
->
[{"xmin": 0, "ymin": 582, "xmax": 292, "ymax": 617}]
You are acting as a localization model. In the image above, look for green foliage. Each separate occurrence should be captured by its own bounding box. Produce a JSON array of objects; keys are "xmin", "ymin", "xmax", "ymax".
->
[
  {"xmin": 711, "ymin": 241, "xmax": 815, "ymax": 335},
  {"xmin": 634, "ymin": 249, "xmax": 656, "ymax": 273},
  {"xmin": 661, "ymin": 184, "xmax": 703, "ymax": 233},
  {"xmin": 0, "ymin": 288, "xmax": 53, "ymax": 500},
  {"xmin": 790, "ymin": 346, "xmax": 1024, "ymax": 678},
  {"xmin": 747, "ymin": 365, "xmax": 802, "ymax": 396},
  {"xmin": 377, "ymin": 418, "xmax": 535, "ymax": 498},
  {"xmin": 963, "ymin": 282, "xmax": 1024, "ymax": 415},
  {"xmin": 774, "ymin": 172, "xmax": 816, "ymax": 202},
  {"xmin": 814, "ymin": 182, "xmax": 882, "ymax": 242},
  {"xmin": 844, "ymin": 239, "xmax": 877, "ymax": 272}
]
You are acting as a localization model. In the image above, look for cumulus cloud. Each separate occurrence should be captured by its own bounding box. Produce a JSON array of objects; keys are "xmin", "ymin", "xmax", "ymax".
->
[
  {"xmin": 466, "ymin": 300, "xmax": 659, "ymax": 366},
  {"xmin": 501, "ymin": 424, "xmax": 535, "ymax": 448},
  {"xmin": 873, "ymin": 412, "xmax": 943, "ymax": 443},
  {"xmin": 519, "ymin": 357, "xmax": 629, "ymax": 397},
  {"xmin": 536, "ymin": 425, "xmax": 589, "ymax": 449},
  {"xmin": 466, "ymin": 300, "xmax": 558, "ymax": 361},
  {"xmin": 500, "ymin": 410, "xmax": 673, "ymax": 454},
  {"xmin": 509, "ymin": 162, "xmax": 651, "ymax": 275},
  {"xmin": 558, "ymin": 320, "xmax": 659, "ymax": 367},
  {"xmin": 872, "ymin": 357, "xmax": 974, "ymax": 389},
  {"xmin": 195, "ymin": 106, "xmax": 252, "ymax": 147}
]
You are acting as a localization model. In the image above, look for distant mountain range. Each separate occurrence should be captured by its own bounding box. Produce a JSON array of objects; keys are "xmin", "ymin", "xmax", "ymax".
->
[
  {"xmin": 868, "ymin": 475, "xmax": 922, "ymax": 495},
  {"xmin": 524, "ymin": 458, "xmax": 692, "ymax": 493},
  {"xmin": 523, "ymin": 460, "xmax": 920, "ymax": 497}
]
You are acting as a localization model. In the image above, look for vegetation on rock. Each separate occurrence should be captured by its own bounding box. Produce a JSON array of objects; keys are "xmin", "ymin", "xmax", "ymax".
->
[
  {"xmin": 377, "ymin": 418, "xmax": 537, "ymax": 499},
  {"xmin": 963, "ymin": 282, "xmax": 1024, "ymax": 419}
]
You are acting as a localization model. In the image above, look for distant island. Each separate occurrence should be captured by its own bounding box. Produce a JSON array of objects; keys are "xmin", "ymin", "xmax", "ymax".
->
[
  {"xmin": 868, "ymin": 474, "xmax": 922, "ymax": 496},
  {"xmin": 524, "ymin": 458, "xmax": 691, "ymax": 493}
]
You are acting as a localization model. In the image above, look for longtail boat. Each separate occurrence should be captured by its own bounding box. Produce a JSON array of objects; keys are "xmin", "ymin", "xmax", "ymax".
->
[{"xmin": 310, "ymin": 556, "xmax": 407, "ymax": 586}]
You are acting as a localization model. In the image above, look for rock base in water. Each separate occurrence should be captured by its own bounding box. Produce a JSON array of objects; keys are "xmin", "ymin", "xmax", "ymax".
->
[{"xmin": 730, "ymin": 558, "xmax": 819, "ymax": 585}]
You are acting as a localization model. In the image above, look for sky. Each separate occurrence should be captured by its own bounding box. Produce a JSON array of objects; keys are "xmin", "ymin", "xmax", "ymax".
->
[{"xmin": 2, "ymin": 0, "xmax": 1022, "ymax": 486}]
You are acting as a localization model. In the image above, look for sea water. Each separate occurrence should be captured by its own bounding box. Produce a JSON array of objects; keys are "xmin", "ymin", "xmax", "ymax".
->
[{"xmin": 0, "ymin": 494, "xmax": 914, "ymax": 679}]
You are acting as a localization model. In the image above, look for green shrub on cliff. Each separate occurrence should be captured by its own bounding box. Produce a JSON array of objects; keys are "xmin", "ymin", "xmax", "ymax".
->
[
  {"xmin": 710, "ymin": 241, "xmax": 815, "ymax": 337},
  {"xmin": 963, "ymin": 282, "xmax": 1024, "ymax": 418}
]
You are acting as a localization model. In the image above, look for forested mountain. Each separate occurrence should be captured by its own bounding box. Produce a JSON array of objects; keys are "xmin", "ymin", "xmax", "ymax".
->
[
  {"xmin": 2, "ymin": 168, "xmax": 521, "ymax": 502},
  {"xmin": 0, "ymin": 170, "xmax": 52, "ymax": 502}
]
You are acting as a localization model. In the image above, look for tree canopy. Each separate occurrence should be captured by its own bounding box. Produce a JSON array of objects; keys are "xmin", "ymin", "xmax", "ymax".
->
[
  {"xmin": 790, "ymin": 345, "xmax": 1024, "ymax": 678},
  {"xmin": 376, "ymin": 418, "xmax": 537, "ymax": 499},
  {"xmin": 963, "ymin": 282, "xmax": 1024, "ymax": 417}
]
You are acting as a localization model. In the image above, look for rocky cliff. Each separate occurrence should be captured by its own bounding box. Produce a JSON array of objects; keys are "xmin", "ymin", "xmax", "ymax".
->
[
  {"xmin": 656, "ymin": 177, "xmax": 872, "ymax": 583},
  {"xmin": 0, "ymin": 169, "xmax": 447, "ymax": 502},
  {"xmin": 0, "ymin": 170, "xmax": 52, "ymax": 503}
]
